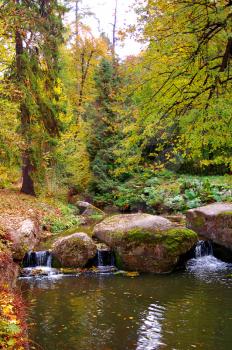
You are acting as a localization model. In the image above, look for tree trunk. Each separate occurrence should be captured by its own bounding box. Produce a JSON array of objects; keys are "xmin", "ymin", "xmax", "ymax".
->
[
  {"xmin": 21, "ymin": 150, "xmax": 36, "ymax": 196},
  {"xmin": 112, "ymin": 0, "xmax": 118, "ymax": 58},
  {"xmin": 15, "ymin": 6, "xmax": 36, "ymax": 196}
]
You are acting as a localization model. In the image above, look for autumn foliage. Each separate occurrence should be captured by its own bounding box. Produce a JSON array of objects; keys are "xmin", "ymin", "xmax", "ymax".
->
[{"xmin": 0, "ymin": 285, "xmax": 28, "ymax": 350}]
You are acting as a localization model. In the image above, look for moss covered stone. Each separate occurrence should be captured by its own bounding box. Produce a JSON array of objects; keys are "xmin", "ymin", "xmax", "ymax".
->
[
  {"xmin": 186, "ymin": 203, "xmax": 232, "ymax": 251},
  {"xmin": 52, "ymin": 232, "xmax": 97, "ymax": 268},
  {"xmin": 120, "ymin": 227, "xmax": 196, "ymax": 245},
  {"xmin": 163, "ymin": 228, "xmax": 197, "ymax": 255},
  {"xmin": 94, "ymin": 213, "xmax": 197, "ymax": 273}
]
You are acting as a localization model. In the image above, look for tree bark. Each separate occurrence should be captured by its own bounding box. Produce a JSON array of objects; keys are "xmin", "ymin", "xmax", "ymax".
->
[
  {"xmin": 112, "ymin": 0, "xmax": 118, "ymax": 58},
  {"xmin": 21, "ymin": 149, "xmax": 36, "ymax": 196},
  {"xmin": 15, "ymin": 1, "xmax": 36, "ymax": 196}
]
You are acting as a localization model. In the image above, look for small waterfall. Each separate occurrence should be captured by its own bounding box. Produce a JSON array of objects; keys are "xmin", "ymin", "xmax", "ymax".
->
[
  {"xmin": 97, "ymin": 249, "xmax": 115, "ymax": 267},
  {"xmin": 187, "ymin": 240, "xmax": 229, "ymax": 275},
  {"xmin": 95, "ymin": 248, "xmax": 116, "ymax": 273},
  {"xmin": 21, "ymin": 251, "xmax": 59, "ymax": 278},
  {"xmin": 97, "ymin": 250, "xmax": 104, "ymax": 267},
  {"xmin": 23, "ymin": 251, "xmax": 52, "ymax": 268},
  {"xmin": 195, "ymin": 240, "xmax": 213, "ymax": 258}
]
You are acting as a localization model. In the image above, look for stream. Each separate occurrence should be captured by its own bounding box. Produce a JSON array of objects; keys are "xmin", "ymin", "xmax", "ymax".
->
[{"xmin": 18, "ymin": 243, "xmax": 232, "ymax": 350}]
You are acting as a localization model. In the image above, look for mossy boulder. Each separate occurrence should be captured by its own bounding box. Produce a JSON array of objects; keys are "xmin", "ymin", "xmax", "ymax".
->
[
  {"xmin": 186, "ymin": 203, "xmax": 232, "ymax": 250},
  {"xmin": 93, "ymin": 214, "xmax": 197, "ymax": 273},
  {"xmin": 52, "ymin": 232, "xmax": 97, "ymax": 268}
]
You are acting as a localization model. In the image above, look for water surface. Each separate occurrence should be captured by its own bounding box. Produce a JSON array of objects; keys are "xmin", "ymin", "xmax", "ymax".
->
[{"xmin": 19, "ymin": 262, "xmax": 232, "ymax": 350}]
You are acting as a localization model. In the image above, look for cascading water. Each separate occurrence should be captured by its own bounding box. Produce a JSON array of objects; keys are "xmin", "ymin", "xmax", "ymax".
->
[
  {"xmin": 194, "ymin": 240, "xmax": 213, "ymax": 258},
  {"xmin": 21, "ymin": 251, "xmax": 59, "ymax": 278},
  {"xmin": 95, "ymin": 248, "xmax": 116, "ymax": 273},
  {"xmin": 23, "ymin": 251, "xmax": 52, "ymax": 268},
  {"xmin": 186, "ymin": 240, "xmax": 229, "ymax": 276}
]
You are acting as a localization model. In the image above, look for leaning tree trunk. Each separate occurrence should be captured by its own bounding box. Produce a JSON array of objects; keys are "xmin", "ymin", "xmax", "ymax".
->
[{"xmin": 15, "ymin": 20, "xmax": 36, "ymax": 196}]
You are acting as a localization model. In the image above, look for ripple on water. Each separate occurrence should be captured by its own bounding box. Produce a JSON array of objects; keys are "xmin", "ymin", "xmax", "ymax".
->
[
  {"xmin": 136, "ymin": 303, "xmax": 166, "ymax": 350},
  {"xmin": 18, "ymin": 265, "xmax": 232, "ymax": 350}
]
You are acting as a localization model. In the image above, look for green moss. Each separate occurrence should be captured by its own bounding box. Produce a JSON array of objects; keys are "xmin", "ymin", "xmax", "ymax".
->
[
  {"xmin": 163, "ymin": 228, "xmax": 197, "ymax": 254},
  {"xmin": 217, "ymin": 211, "xmax": 232, "ymax": 228},
  {"xmin": 52, "ymin": 255, "xmax": 62, "ymax": 268},
  {"xmin": 191, "ymin": 215, "xmax": 205, "ymax": 228},
  {"xmin": 123, "ymin": 228, "xmax": 160, "ymax": 244},
  {"xmin": 165, "ymin": 228, "xmax": 197, "ymax": 238},
  {"xmin": 114, "ymin": 227, "xmax": 197, "ymax": 256},
  {"xmin": 114, "ymin": 251, "xmax": 124, "ymax": 270},
  {"xmin": 219, "ymin": 211, "xmax": 232, "ymax": 216},
  {"xmin": 117, "ymin": 227, "xmax": 196, "ymax": 243},
  {"xmin": 38, "ymin": 223, "xmax": 95, "ymax": 250},
  {"xmin": 89, "ymin": 214, "xmax": 104, "ymax": 221}
]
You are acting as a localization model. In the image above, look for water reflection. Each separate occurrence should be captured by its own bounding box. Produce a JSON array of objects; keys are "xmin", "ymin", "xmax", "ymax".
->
[
  {"xmin": 136, "ymin": 303, "xmax": 165, "ymax": 350},
  {"xmin": 18, "ymin": 274, "xmax": 64, "ymax": 289},
  {"xmin": 18, "ymin": 272, "xmax": 232, "ymax": 350}
]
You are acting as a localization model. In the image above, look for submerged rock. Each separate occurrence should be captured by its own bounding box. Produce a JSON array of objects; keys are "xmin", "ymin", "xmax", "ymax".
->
[
  {"xmin": 186, "ymin": 203, "xmax": 232, "ymax": 251},
  {"xmin": 52, "ymin": 232, "xmax": 97, "ymax": 268},
  {"xmin": 93, "ymin": 214, "xmax": 197, "ymax": 273}
]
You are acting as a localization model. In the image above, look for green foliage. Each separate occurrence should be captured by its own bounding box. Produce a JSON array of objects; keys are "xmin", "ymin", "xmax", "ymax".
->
[
  {"xmin": 1, "ymin": 0, "xmax": 67, "ymax": 194},
  {"xmin": 0, "ymin": 320, "xmax": 20, "ymax": 349},
  {"xmin": 56, "ymin": 119, "xmax": 92, "ymax": 191},
  {"xmin": 87, "ymin": 58, "xmax": 122, "ymax": 195},
  {"xmin": 0, "ymin": 16, "xmax": 21, "ymax": 184},
  {"xmin": 93, "ymin": 171, "xmax": 231, "ymax": 213},
  {"xmin": 0, "ymin": 166, "xmax": 20, "ymax": 189},
  {"xmin": 89, "ymin": 213, "xmax": 104, "ymax": 221},
  {"xmin": 55, "ymin": 29, "xmax": 111, "ymax": 192},
  {"xmin": 117, "ymin": 0, "xmax": 232, "ymax": 174},
  {"xmin": 42, "ymin": 203, "xmax": 80, "ymax": 233}
]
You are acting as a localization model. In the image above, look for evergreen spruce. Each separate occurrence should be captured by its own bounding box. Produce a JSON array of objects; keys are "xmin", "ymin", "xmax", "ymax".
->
[
  {"xmin": 12, "ymin": 0, "xmax": 66, "ymax": 195},
  {"xmin": 87, "ymin": 58, "xmax": 121, "ymax": 195}
]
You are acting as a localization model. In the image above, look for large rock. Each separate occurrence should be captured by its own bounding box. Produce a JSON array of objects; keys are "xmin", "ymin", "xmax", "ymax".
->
[
  {"xmin": 186, "ymin": 203, "xmax": 232, "ymax": 250},
  {"xmin": 0, "ymin": 215, "xmax": 40, "ymax": 260},
  {"xmin": 93, "ymin": 214, "xmax": 197, "ymax": 273},
  {"xmin": 52, "ymin": 232, "xmax": 97, "ymax": 267}
]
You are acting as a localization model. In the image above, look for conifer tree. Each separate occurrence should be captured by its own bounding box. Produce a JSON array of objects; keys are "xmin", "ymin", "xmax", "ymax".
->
[
  {"xmin": 87, "ymin": 58, "xmax": 121, "ymax": 195},
  {"xmin": 2, "ymin": 0, "xmax": 66, "ymax": 194}
]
